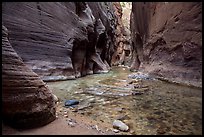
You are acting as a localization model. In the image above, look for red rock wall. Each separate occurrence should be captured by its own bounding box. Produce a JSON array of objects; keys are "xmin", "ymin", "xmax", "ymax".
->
[
  {"xmin": 2, "ymin": 25, "xmax": 56, "ymax": 128},
  {"xmin": 111, "ymin": 2, "xmax": 131, "ymax": 66},
  {"xmin": 131, "ymin": 2, "xmax": 202, "ymax": 87},
  {"xmin": 2, "ymin": 2, "xmax": 122, "ymax": 81},
  {"xmin": 2, "ymin": 2, "xmax": 125, "ymax": 128}
]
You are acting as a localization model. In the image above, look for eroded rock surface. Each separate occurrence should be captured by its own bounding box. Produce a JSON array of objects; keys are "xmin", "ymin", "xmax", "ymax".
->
[
  {"xmin": 130, "ymin": 2, "xmax": 202, "ymax": 87},
  {"xmin": 111, "ymin": 2, "xmax": 131, "ymax": 66},
  {"xmin": 2, "ymin": 2, "xmax": 125, "ymax": 81},
  {"xmin": 2, "ymin": 2, "xmax": 127, "ymax": 129},
  {"xmin": 2, "ymin": 25, "xmax": 56, "ymax": 128}
]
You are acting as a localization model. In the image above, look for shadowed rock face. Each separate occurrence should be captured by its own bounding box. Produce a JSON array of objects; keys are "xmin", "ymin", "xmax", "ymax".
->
[
  {"xmin": 2, "ymin": 2, "xmax": 122, "ymax": 81},
  {"xmin": 111, "ymin": 2, "xmax": 131, "ymax": 66},
  {"xmin": 2, "ymin": 25, "xmax": 56, "ymax": 128},
  {"xmin": 130, "ymin": 2, "xmax": 202, "ymax": 87}
]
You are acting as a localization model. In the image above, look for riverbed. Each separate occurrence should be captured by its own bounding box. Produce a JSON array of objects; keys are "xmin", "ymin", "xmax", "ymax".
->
[{"xmin": 47, "ymin": 66, "xmax": 202, "ymax": 135}]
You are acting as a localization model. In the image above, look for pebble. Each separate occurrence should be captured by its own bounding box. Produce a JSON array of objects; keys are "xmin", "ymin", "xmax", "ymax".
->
[
  {"xmin": 64, "ymin": 114, "xmax": 68, "ymax": 118},
  {"xmin": 112, "ymin": 129, "xmax": 120, "ymax": 133},
  {"xmin": 113, "ymin": 120, "xmax": 129, "ymax": 132},
  {"xmin": 92, "ymin": 125, "xmax": 100, "ymax": 131},
  {"xmin": 130, "ymin": 129, "xmax": 135, "ymax": 134},
  {"xmin": 68, "ymin": 122, "xmax": 76, "ymax": 127},
  {"xmin": 115, "ymin": 108, "xmax": 123, "ymax": 112},
  {"xmin": 67, "ymin": 118, "xmax": 77, "ymax": 127}
]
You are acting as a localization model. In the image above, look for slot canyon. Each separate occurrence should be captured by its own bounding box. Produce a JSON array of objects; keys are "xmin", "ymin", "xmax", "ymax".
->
[{"xmin": 2, "ymin": 2, "xmax": 202, "ymax": 135}]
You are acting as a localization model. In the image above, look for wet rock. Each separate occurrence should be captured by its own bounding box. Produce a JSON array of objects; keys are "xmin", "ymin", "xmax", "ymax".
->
[
  {"xmin": 113, "ymin": 120, "xmax": 129, "ymax": 132},
  {"xmin": 65, "ymin": 100, "xmax": 79, "ymax": 107},
  {"xmin": 84, "ymin": 85, "xmax": 132, "ymax": 97},
  {"xmin": 128, "ymin": 72, "xmax": 150, "ymax": 80},
  {"xmin": 132, "ymin": 87, "xmax": 149, "ymax": 95},
  {"xmin": 78, "ymin": 103, "xmax": 91, "ymax": 110},
  {"xmin": 77, "ymin": 98, "xmax": 94, "ymax": 110}
]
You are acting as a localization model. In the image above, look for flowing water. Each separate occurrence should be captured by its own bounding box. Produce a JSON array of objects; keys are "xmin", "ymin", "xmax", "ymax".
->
[{"xmin": 47, "ymin": 66, "xmax": 202, "ymax": 135}]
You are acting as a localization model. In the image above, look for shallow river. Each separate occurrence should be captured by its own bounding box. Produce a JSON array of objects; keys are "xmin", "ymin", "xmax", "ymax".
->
[{"xmin": 47, "ymin": 66, "xmax": 202, "ymax": 135}]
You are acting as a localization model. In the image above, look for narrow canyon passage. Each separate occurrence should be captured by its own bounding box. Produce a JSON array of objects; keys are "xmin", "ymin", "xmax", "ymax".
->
[{"xmin": 2, "ymin": 2, "xmax": 202, "ymax": 135}]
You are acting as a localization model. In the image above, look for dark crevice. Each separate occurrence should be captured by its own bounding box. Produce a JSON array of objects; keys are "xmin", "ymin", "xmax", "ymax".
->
[{"xmin": 36, "ymin": 2, "xmax": 42, "ymax": 27}]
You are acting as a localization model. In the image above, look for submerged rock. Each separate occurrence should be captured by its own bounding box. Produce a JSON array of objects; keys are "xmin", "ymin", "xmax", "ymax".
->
[
  {"xmin": 128, "ymin": 72, "xmax": 151, "ymax": 80},
  {"xmin": 65, "ymin": 100, "xmax": 79, "ymax": 107},
  {"xmin": 113, "ymin": 120, "xmax": 129, "ymax": 132},
  {"xmin": 78, "ymin": 102, "xmax": 92, "ymax": 110}
]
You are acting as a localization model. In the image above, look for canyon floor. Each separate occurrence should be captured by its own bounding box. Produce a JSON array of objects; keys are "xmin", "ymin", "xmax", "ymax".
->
[
  {"xmin": 2, "ymin": 111, "xmax": 115, "ymax": 135},
  {"xmin": 2, "ymin": 67, "xmax": 202, "ymax": 135}
]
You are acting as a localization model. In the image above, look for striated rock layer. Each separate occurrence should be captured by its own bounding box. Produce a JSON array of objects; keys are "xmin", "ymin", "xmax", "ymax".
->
[
  {"xmin": 2, "ymin": 2, "xmax": 124, "ymax": 81},
  {"xmin": 2, "ymin": 25, "xmax": 56, "ymax": 128},
  {"xmin": 2, "ymin": 2, "xmax": 126, "ymax": 128},
  {"xmin": 130, "ymin": 2, "xmax": 202, "ymax": 87}
]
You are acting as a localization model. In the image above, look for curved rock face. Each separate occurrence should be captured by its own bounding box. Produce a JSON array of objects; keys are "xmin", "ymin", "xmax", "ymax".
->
[
  {"xmin": 2, "ymin": 25, "xmax": 56, "ymax": 128},
  {"xmin": 2, "ymin": 2, "xmax": 126, "ymax": 128},
  {"xmin": 130, "ymin": 2, "xmax": 202, "ymax": 87},
  {"xmin": 2, "ymin": 2, "xmax": 123, "ymax": 81}
]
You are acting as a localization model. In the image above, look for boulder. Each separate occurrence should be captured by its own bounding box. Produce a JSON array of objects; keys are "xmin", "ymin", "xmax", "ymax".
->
[{"xmin": 113, "ymin": 120, "xmax": 129, "ymax": 132}]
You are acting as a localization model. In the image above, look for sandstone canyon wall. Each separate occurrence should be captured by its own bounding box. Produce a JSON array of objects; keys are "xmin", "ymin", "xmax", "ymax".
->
[
  {"xmin": 2, "ymin": 25, "xmax": 56, "ymax": 128},
  {"xmin": 110, "ymin": 2, "xmax": 130, "ymax": 66},
  {"xmin": 2, "ymin": 2, "xmax": 124, "ymax": 81},
  {"xmin": 130, "ymin": 2, "xmax": 202, "ymax": 87},
  {"xmin": 2, "ymin": 2, "xmax": 125, "ymax": 128}
]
